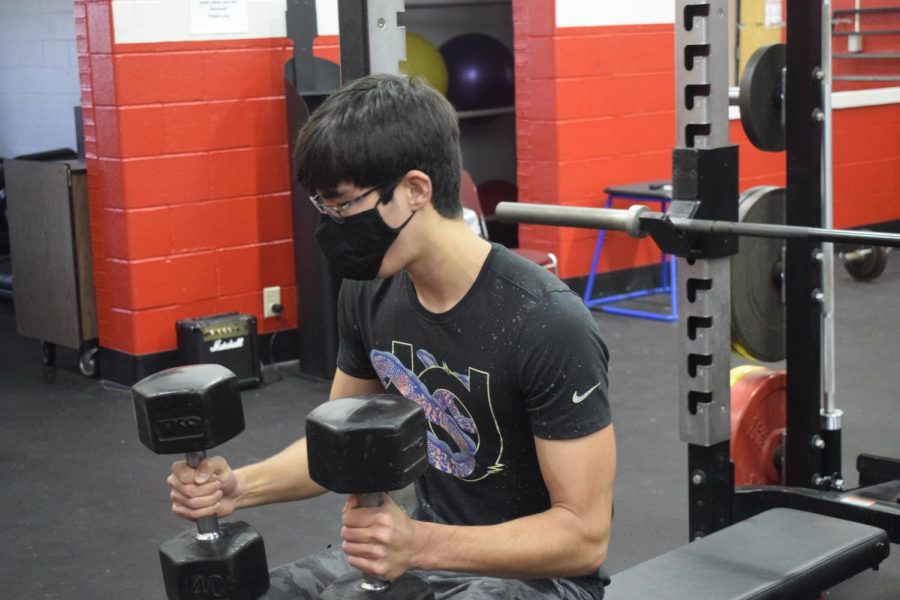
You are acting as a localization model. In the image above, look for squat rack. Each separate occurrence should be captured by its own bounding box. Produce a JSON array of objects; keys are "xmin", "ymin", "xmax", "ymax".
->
[
  {"xmin": 285, "ymin": 0, "xmax": 900, "ymax": 542},
  {"xmin": 498, "ymin": 0, "xmax": 900, "ymax": 542}
]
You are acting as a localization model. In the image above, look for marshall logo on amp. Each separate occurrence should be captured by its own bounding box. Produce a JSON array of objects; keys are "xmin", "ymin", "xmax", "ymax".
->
[
  {"xmin": 210, "ymin": 338, "xmax": 245, "ymax": 353},
  {"xmin": 176, "ymin": 312, "xmax": 261, "ymax": 388}
]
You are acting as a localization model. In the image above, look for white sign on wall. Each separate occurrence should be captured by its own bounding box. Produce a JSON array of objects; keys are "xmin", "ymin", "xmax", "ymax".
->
[
  {"xmin": 316, "ymin": 0, "xmax": 339, "ymax": 36},
  {"xmin": 113, "ymin": 0, "xmax": 286, "ymax": 44},
  {"xmin": 190, "ymin": 0, "xmax": 249, "ymax": 34},
  {"xmin": 765, "ymin": 0, "xmax": 783, "ymax": 27},
  {"xmin": 556, "ymin": 0, "xmax": 675, "ymax": 28}
]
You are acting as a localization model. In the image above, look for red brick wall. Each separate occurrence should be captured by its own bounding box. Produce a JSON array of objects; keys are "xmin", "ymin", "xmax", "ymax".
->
[
  {"xmin": 73, "ymin": 0, "xmax": 900, "ymax": 359},
  {"xmin": 513, "ymin": 2, "xmax": 900, "ymax": 280},
  {"xmin": 76, "ymin": 0, "xmax": 296, "ymax": 357}
]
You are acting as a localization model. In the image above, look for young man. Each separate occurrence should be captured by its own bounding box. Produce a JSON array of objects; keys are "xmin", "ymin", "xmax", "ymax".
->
[{"xmin": 167, "ymin": 74, "xmax": 616, "ymax": 599}]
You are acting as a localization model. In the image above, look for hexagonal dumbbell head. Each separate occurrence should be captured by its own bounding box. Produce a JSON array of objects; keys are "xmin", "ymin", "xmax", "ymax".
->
[
  {"xmin": 133, "ymin": 364, "xmax": 244, "ymax": 455},
  {"xmin": 306, "ymin": 394, "xmax": 428, "ymax": 494},
  {"xmin": 160, "ymin": 521, "xmax": 268, "ymax": 600}
]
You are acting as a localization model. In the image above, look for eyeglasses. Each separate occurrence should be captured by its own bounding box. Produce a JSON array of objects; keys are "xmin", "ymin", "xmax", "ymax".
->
[{"xmin": 309, "ymin": 179, "xmax": 396, "ymax": 223}]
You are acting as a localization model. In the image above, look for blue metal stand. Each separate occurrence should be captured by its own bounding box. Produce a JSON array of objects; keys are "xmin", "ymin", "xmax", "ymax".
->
[{"xmin": 583, "ymin": 182, "xmax": 678, "ymax": 322}]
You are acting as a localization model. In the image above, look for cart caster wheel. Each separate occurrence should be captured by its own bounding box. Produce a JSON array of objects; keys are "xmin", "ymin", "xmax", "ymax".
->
[
  {"xmin": 41, "ymin": 341, "xmax": 56, "ymax": 367},
  {"xmin": 79, "ymin": 346, "xmax": 99, "ymax": 378}
]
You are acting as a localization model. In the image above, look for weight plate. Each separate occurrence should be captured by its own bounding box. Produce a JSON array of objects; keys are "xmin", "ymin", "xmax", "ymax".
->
[
  {"xmin": 739, "ymin": 43, "xmax": 786, "ymax": 152},
  {"xmin": 731, "ymin": 187, "xmax": 786, "ymax": 363},
  {"xmin": 731, "ymin": 366, "xmax": 786, "ymax": 486},
  {"xmin": 839, "ymin": 236, "xmax": 890, "ymax": 281}
]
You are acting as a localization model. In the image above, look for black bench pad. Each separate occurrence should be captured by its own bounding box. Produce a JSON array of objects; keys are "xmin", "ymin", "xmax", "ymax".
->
[{"xmin": 605, "ymin": 508, "xmax": 889, "ymax": 600}]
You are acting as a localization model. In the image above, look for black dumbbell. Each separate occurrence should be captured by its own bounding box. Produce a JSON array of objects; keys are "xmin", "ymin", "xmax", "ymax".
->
[
  {"xmin": 306, "ymin": 394, "xmax": 433, "ymax": 600},
  {"xmin": 133, "ymin": 364, "xmax": 270, "ymax": 600}
]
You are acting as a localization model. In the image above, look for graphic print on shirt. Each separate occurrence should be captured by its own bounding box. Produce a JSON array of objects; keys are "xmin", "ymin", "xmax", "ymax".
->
[{"xmin": 370, "ymin": 342, "xmax": 505, "ymax": 482}]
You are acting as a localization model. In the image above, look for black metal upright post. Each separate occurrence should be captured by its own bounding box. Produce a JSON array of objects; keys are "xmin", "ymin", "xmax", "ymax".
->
[
  {"xmin": 338, "ymin": 0, "xmax": 369, "ymax": 82},
  {"xmin": 285, "ymin": 0, "xmax": 341, "ymax": 380},
  {"xmin": 286, "ymin": 0, "xmax": 341, "ymax": 92},
  {"xmin": 784, "ymin": 1, "xmax": 834, "ymax": 489},
  {"xmin": 284, "ymin": 0, "xmax": 404, "ymax": 379}
]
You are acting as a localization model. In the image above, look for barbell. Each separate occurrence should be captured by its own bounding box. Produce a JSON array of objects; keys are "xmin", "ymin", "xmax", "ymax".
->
[
  {"xmin": 497, "ymin": 187, "xmax": 898, "ymax": 364},
  {"xmin": 494, "ymin": 202, "xmax": 900, "ymax": 249}
]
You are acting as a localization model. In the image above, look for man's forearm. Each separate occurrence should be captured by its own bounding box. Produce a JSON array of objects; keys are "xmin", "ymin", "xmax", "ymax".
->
[
  {"xmin": 413, "ymin": 505, "xmax": 609, "ymax": 579},
  {"xmin": 231, "ymin": 373, "xmax": 383, "ymax": 510},
  {"xmin": 234, "ymin": 438, "xmax": 327, "ymax": 509}
]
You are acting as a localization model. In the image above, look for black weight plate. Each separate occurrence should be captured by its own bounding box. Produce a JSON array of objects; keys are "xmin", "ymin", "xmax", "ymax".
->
[
  {"xmin": 731, "ymin": 187, "xmax": 786, "ymax": 363},
  {"xmin": 740, "ymin": 44, "xmax": 786, "ymax": 152},
  {"xmin": 841, "ymin": 239, "xmax": 890, "ymax": 281}
]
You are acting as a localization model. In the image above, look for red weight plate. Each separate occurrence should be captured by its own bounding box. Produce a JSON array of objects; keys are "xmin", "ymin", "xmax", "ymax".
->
[{"xmin": 731, "ymin": 368, "xmax": 786, "ymax": 486}]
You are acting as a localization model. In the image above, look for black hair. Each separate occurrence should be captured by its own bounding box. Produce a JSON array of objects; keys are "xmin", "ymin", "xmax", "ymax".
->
[{"xmin": 294, "ymin": 74, "xmax": 463, "ymax": 219}]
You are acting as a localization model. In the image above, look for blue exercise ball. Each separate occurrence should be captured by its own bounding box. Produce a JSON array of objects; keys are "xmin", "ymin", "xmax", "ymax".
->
[{"xmin": 439, "ymin": 33, "xmax": 514, "ymax": 111}]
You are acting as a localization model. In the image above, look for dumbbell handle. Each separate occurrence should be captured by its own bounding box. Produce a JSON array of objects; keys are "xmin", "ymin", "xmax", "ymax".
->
[
  {"xmin": 357, "ymin": 492, "xmax": 391, "ymax": 592},
  {"xmin": 186, "ymin": 451, "xmax": 221, "ymax": 540}
]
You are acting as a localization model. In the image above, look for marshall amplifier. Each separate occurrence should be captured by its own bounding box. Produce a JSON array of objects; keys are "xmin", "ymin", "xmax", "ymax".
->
[{"xmin": 176, "ymin": 312, "xmax": 262, "ymax": 389}]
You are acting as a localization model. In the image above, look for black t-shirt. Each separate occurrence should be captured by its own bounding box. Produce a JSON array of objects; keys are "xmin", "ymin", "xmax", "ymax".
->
[{"xmin": 336, "ymin": 244, "xmax": 612, "ymax": 529}]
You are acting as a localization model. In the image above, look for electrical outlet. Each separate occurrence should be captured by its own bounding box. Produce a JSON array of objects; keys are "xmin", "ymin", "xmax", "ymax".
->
[{"xmin": 263, "ymin": 286, "xmax": 281, "ymax": 318}]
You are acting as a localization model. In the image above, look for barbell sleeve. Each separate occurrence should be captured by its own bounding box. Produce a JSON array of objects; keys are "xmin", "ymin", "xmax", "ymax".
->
[{"xmin": 494, "ymin": 202, "xmax": 650, "ymax": 238}]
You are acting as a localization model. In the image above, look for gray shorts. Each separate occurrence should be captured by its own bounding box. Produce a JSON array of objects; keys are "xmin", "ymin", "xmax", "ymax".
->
[{"xmin": 262, "ymin": 546, "xmax": 606, "ymax": 600}]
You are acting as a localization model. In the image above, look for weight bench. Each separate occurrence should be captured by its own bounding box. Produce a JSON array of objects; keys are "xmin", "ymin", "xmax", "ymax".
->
[{"xmin": 605, "ymin": 508, "xmax": 889, "ymax": 600}]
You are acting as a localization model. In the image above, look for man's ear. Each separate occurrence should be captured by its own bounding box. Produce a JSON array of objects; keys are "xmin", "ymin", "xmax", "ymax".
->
[{"xmin": 403, "ymin": 169, "xmax": 433, "ymax": 210}]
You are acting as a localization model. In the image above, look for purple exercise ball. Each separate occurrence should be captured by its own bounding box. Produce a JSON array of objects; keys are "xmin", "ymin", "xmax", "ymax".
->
[{"xmin": 439, "ymin": 33, "xmax": 515, "ymax": 111}]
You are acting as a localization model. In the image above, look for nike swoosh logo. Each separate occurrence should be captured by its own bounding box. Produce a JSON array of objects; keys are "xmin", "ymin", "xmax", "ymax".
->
[{"xmin": 572, "ymin": 382, "xmax": 603, "ymax": 404}]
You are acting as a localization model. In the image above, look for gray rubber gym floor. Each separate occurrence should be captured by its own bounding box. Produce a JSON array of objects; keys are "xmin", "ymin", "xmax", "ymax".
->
[{"xmin": 1, "ymin": 259, "xmax": 898, "ymax": 599}]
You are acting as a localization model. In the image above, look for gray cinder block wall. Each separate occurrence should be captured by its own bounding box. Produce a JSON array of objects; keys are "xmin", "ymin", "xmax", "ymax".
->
[{"xmin": 0, "ymin": 0, "xmax": 80, "ymax": 158}]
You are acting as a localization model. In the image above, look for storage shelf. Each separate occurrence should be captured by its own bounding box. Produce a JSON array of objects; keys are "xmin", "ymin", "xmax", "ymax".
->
[
  {"xmin": 400, "ymin": 0, "xmax": 517, "ymax": 193},
  {"xmin": 834, "ymin": 75, "xmax": 900, "ymax": 82},
  {"xmin": 834, "ymin": 7, "xmax": 900, "ymax": 17},
  {"xmin": 457, "ymin": 105, "xmax": 515, "ymax": 120},
  {"xmin": 833, "ymin": 29, "xmax": 900, "ymax": 37},
  {"xmin": 834, "ymin": 52, "xmax": 900, "ymax": 59}
]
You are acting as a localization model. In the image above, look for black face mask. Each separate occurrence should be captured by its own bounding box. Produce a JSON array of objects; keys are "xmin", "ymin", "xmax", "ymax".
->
[{"xmin": 315, "ymin": 207, "xmax": 415, "ymax": 280}]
